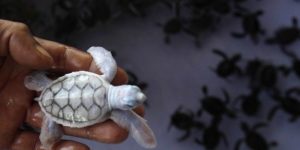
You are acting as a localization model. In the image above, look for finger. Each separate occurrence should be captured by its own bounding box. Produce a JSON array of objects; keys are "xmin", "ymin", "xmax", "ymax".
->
[
  {"xmin": 10, "ymin": 131, "xmax": 38, "ymax": 150},
  {"xmin": 51, "ymin": 140, "xmax": 90, "ymax": 150},
  {"xmin": 35, "ymin": 37, "xmax": 128, "ymax": 85},
  {"xmin": 11, "ymin": 131, "xmax": 89, "ymax": 150},
  {"xmin": 64, "ymin": 106, "xmax": 144, "ymax": 143},
  {"xmin": 0, "ymin": 20, "xmax": 54, "ymax": 69},
  {"xmin": 26, "ymin": 103, "xmax": 145, "ymax": 143},
  {"xmin": 111, "ymin": 68, "xmax": 129, "ymax": 85},
  {"xmin": 64, "ymin": 120, "xmax": 129, "ymax": 144},
  {"xmin": 34, "ymin": 37, "xmax": 92, "ymax": 72}
]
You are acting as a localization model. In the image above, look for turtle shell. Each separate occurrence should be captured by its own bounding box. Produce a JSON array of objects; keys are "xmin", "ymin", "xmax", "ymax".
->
[{"xmin": 38, "ymin": 71, "xmax": 111, "ymax": 128}]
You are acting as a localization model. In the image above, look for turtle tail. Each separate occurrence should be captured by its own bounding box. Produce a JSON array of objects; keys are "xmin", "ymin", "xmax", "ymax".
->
[{"xmin": 110, "ymin": 110, "xmax": 157, "ymax": 149}]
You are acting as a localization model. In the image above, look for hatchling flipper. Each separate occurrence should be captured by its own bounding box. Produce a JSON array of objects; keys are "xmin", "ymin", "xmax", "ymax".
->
[
  {"xmin": 24, "ymin": 71, "xmax": 52, "ymax": 92},
  {"xmin": 40, "ymin": 117, "xmax": 63, "ymax": 149},
  {"xmin": 87, "ymin": 46, "xmax": 117, "ymax": 82},
  {"xmin": 111, "ymin": 110, "xmax": 157, "ymax": 149}
]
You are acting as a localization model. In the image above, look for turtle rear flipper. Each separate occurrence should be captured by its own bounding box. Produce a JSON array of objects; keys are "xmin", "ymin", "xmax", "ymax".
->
[
  {"xmin": 87, "ymin": 46, "xmax": 117, "ymax": 82},
  {"xmin": 40, "ymin": 117, "xmax": 63, "ymax": 150},
  {"xmin": 111, "ymin": 110, "xmax": 157, "ymax": 149},
  {"xmin": 24, "ymin": 71, "xmax": 52, "ymax": 92}
]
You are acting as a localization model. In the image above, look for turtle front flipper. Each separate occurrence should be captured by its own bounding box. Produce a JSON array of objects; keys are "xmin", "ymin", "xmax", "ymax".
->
[
  {"xmin": 111, "ymin": 110, "xmax": 157, "ymax": 149},
  {"xmin": 24, "ymin": 71, "xmax": 52, "ymax": 92},
  {"xmin": 87, "ymin": 46, "xmax": 117, "ymax": 82},
  {"xmin": 40, "ymin": 117, "xmax": 63, "ymax": 150}
]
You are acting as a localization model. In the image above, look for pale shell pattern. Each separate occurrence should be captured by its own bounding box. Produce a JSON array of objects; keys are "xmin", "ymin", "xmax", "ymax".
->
[{"xmin": 39, "ymin": 72, "xmax": 110, "ymax": 128}]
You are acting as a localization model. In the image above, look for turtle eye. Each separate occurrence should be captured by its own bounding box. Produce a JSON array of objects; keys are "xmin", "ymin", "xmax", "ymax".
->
[
  {"xmin": 120, "ymin": 98, "xmax": 137, "ymax": 110},
  {"xmin": 124, "ymin": 102, "xmax": 137, "ymax": 109},
  {"xmin": 123, "ymin": 93, "xmax": 142, "ymax": 107}
]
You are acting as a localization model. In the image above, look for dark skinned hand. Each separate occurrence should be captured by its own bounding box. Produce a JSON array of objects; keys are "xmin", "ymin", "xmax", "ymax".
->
[{"xmin": 0, "ymin": 19, "xmax": 145, "ymax": 150}]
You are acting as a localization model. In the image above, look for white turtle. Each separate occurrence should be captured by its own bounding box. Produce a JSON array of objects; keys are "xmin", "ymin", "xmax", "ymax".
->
[{"xmin": 24, "ymin": 46, "xmax": 157, "ymax": 149}]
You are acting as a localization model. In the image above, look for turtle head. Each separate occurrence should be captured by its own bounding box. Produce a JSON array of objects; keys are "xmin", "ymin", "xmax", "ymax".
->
[{"xmin": 109, "ymin": 85, "xmax": 146, "ymax": 110}]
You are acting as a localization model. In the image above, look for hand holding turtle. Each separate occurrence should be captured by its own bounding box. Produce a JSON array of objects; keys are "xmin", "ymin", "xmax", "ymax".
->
[{"xmin": 0, "ymin": 19, "xmax": 147, "ymax": 150}]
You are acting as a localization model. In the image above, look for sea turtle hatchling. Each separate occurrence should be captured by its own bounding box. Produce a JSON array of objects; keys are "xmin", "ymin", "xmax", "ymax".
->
[{"xmin": 24, "ymin": 46, "xmax": 157, "ymax": 149}]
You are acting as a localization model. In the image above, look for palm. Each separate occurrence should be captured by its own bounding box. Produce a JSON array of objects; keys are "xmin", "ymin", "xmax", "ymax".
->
[
  {"xmin": 0, "ymin": 19, "xmax": 141, "ymax": 150},
  {"xmin": 0, "ymin": 57, "xmax": 34, "ymax": 148}
]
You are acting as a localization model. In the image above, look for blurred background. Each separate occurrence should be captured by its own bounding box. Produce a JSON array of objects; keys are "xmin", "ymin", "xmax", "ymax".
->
[{"xmin": 3, "ymin": 0, "xmax": 300, "ymax": 149}]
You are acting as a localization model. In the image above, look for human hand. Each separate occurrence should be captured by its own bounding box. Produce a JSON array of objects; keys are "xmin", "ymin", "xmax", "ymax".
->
[{"xmin": 0, "ymin": 19, "xmax": 144, "ymax": 150}]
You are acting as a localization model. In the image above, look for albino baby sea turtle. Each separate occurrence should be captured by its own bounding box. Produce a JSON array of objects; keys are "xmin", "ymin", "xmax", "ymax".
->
[{"xmin": 24, "ymin": 47, "xmax": 156, "ymax": 149}]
